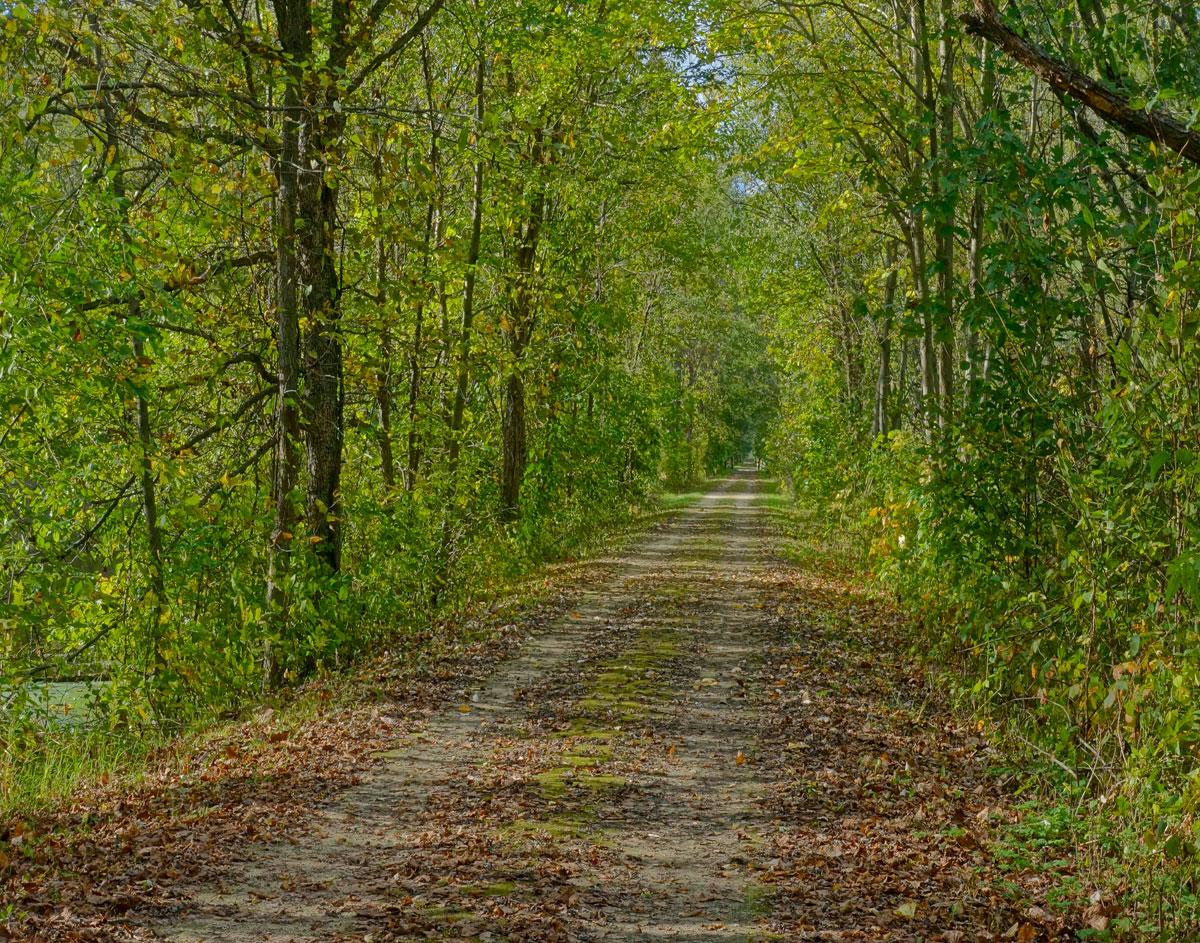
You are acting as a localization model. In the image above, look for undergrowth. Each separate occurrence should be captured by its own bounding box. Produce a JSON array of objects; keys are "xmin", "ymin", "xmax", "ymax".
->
[
  {"xmin": 0, "ymin": 483, "xmax": 705, "ymax": 820},
  {"xmin": 770, "ymin": 451, "xmax": 1200, "ymax": 941}
]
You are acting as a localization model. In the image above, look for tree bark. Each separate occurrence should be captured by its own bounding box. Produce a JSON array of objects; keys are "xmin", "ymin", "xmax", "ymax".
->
[
  {"xmin": 935, "ymin": 0, "xmax": 957, "ymax": 424},
  {"xmin": 873, "ymin": 242, "xmax": 899, "ymax": 439},
  {"xmin": 446, "ymin": 50, "xmax": 486, "ymax": 479},
  {"xmin": 375, "ymin": 221, "xmax": 396, "ymax": 489},
  {"xmin": 405, "ymin": 38, "xmax": 442, "ymax": 491},
  {"xmin": 264, "ymin": 0, "xmax": 310, "ymax": 688},
  {"xmin": 499, "ymin": 146, "xmax": 547, "ymax": 522},
  {"xmin": 130, "ymin": 323, "xmax": 165, "ymax": 670},
  {"xmin": 906, "ymin": 0, "xmax": 939, "ymax": 437},
  {"xmin": 301, "ymin": 175, "xmax": 344, "ymax": 573},
  {"xmin": 962, "ymin": 0, "xmax": 1200, "ymax": 166},
  {"xmin": 965, "ymin": 39, "xmax": 995, "ymax": 393},
  {"xmin": 501, "ymin": 370, "xmax": 527, "ymax": 516}
]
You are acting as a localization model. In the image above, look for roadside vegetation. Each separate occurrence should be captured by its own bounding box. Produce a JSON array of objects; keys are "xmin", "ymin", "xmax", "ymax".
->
[{"xmin": 4, "ymin": 0, "xmax": 1200, "ymax": 937}]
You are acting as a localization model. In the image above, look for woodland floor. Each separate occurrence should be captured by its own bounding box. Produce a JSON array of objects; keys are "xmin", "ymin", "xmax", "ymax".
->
[{"xmin": 4, "ymin": 470, "xmax": 1087, "ymax": 942}]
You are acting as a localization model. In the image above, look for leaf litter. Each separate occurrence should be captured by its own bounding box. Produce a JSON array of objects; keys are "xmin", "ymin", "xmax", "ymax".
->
[{"xmin": 2, "ymin": 473, "xmax": 1092, "ymax": 941}]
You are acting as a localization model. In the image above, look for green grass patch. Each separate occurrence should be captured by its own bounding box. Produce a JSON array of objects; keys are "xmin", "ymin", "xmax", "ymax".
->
[
  {"xmin": 499, "ymin": 811, "xmax": 595, "ymax": 841},
  {"xmin": 576, "ymin": 627, "xmax": 683, "ymax": 723},
  {"xmin": 739, "ymin": 880, "xmax": 776, "ymax": 920},
  {"xmin": 0, "ymin": 724, "xmax": 159, "ymax": 818},
  {"xmin": 656, "ymin": 487, "xmax": 711, "ymax": 511}
]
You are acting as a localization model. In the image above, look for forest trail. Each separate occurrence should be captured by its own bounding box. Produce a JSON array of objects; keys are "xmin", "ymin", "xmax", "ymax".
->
[{"xmin": 135, "ymin": 469, "xmax": 1052, "ymax": 942}]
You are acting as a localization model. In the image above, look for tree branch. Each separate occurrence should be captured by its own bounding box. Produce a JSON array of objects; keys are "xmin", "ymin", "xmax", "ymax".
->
[
  {"xmin": 74, "ymin": 250, "xmax": 273, "ymax": 313},
  {"xmin": 961, "ymin": 0, "xmax": 1200, "ymax": 167},
  {"xmin": 345, "ymin": 0, "xmax": 447, "ymax": 98}
]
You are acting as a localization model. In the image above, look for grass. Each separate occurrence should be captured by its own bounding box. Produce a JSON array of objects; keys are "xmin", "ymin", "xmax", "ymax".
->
[
  {"xmin": 0, "ymin": 661, "xmax": 353, "ymax": 819},
  {"xmin": 747, "ymin": 482, "xmax": 863, "ymax": 581},
  {"xmin": 1, "ymin": 725, "xmax": 156, "ymax": 817},
  {"xmin": 656, "ymin": 487, "xmax": 710, "ymax": 511}
]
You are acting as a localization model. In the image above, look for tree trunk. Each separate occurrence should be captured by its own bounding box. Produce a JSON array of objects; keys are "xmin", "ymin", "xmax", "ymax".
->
[
  {"xmin": 501, "ymin": 369, "xmax": 526, "ymax": 518},
  {"xmin": 873, "ymin": 242, "xmax": 899, "ymax": 439},
  {"xmin": 406, "ymin": 295, "xmax": 426, "ymax": 491},
  {"xmin": 95, "ymin": 33, "xmax": 167, "ymax": 678},
  {"xmin": 965, "ymin": 40, "xmax": 995, "ymax": 395},
  {"xmin": 264, "ymin": 0, "xmax": 310, "ymax": 687},
  {"xmin": 935, "ymin": 0, "xmax": 957, "ymax": 424},
  {"xmin": 375, "ymin": 231, "xmax": 396, "ymax": 489},
  {"xmin": 904, "ymin": 221, "xmax": 939, "ymax": 435},
  {"xmin": 406, "ymin": 39, "xmax": 442, "ymax": 491},
  {"xmin": 907, "ymin": 0, "xmax": 939, "ymax": 436},
  {"xmin": 499, "ymin": 166, "xmax": 546, "ymax": 521},
  {"xmin": 445, "ymin": 50, "xmax": 486, "ymax": 478},
  {"xmin": 298, "ymin": 169, "xmax": 343, "ymax": 576},
  {"xmin": 131, "ymin": 322, "xmax": 165, "ymax": 670}
]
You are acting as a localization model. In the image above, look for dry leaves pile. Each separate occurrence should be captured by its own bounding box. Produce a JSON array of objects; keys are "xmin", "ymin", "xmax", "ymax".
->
[
  {"xmin": 348, "ymin": 755, "xmax": 613, "ymax": 943},
  {"xmin": 0, "ymin": 574, "xmax": 594, "ymax": 943},
  {"xmin": 752, "ymin": 560, "xmax": 1084, "ymax": 941}
]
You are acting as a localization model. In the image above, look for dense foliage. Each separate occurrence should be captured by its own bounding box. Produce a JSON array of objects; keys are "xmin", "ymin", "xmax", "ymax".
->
[
  {"xmin": 7, "ymin": 0, "xmax": 1200, "ymax": 932},
  {"xmin": 0, "ymin": 0, "xmax": 776, "ymax": 734},
  {"xmin": 728, "ymin": 0, "xmax": 1200, "ymax": 930}
]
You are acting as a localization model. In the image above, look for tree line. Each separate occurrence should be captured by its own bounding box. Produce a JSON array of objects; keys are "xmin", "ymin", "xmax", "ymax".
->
[
  {"xmin": 0, "ymin": 0, "xmax": 777, "ymax": 718},
  {"xmin": 732, "ymin": 0, "xmax": 1200, "ymax": 926}
]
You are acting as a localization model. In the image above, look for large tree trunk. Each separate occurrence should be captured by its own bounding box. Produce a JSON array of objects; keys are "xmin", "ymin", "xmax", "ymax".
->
[
  {"xmin": 499, "ymin": 169, "xmax": 546, "ymax": 521},
  {"xmin": 264, "ymin": 0, "xmax": 310, "ymax": 687},
  {"xmin": 301, "ymin": 176, "xmax": 344, "ymax": 573}
]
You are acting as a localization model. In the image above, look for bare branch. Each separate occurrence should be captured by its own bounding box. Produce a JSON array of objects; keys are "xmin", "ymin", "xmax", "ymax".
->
[
  {"xmin": 345, "ymin": 0, "xmax": 447, "ymax": 98},
  {"xmin": 74, "ymin": 250, "xmax": 273, "ymax": 313}
]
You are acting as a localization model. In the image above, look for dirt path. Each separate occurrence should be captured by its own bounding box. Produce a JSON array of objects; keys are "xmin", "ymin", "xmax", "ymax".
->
[{"xmin": 129, "ymin": 469, "xmax": 1069, "ymax": 943}]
